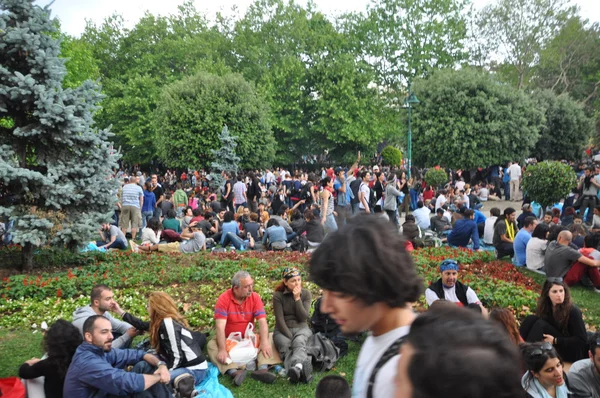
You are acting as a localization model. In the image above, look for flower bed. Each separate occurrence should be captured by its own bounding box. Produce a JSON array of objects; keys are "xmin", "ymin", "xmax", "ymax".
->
[{"xmin": 0, "ymin": 247, "xmax": 542, "ymax": 330}]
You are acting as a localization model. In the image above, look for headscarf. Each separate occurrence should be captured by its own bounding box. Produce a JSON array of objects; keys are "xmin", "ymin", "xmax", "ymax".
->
[
  {"xmin": 440, "ymin": 259, "xmax": 459, "ymax": 272},
  {"xmin": 282, "ymin": 267, "xmax": 301, "ymax": 280}
]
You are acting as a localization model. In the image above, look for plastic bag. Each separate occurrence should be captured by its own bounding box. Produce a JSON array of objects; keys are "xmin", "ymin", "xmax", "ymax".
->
[
  {"xmin": 225, "ymin": 323, "xmax": 259, "ymax": 365},
  {"xmin": 0, "ymin": 377, "xmax": 26, "ymax": 398}
]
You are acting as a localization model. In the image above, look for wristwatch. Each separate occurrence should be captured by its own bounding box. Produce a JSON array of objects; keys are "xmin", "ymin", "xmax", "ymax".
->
[{"xmin": 157, "ymin": 361, "xmax": 167, "ymax": 368}]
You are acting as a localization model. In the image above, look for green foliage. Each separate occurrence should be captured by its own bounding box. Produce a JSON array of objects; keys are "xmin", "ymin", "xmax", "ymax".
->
[
  {"xmin": 0, "ymin": 0, "xmax": 119, "ymax": 270},
  {"xmin": 60, "ymin": 35, "xmax": 101, "ymax": 89},
  {"xmin": 154, "ymin": 71, "xmax": 275, "ymax": 169},
  {"xmin": 381, "ymin": 146, "xmax": 402, "ymax": 166},
  {"xmin": 411, "ymin": 68, "xmax": 544, "ymax": 169},
  {"xmin": 531, "ymin": 90, "xmax": 594, "ymax": 161},
  {"xmin": 522, "ymin": 161, "xmax": 576, "ymax": 208},
  {"xmin": 424, "ymin": 168, "xmax": 448, "ymax": 188}
]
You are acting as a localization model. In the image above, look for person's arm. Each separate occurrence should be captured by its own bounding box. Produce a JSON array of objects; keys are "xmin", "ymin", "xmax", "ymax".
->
[
  {"xmin": 424, "ymin": 288, "xmax": 439, "ymax": 306},
  {"xmin": 295, "ymin": 289, "xmax": 312, "ymax": 323},
  {"xmin": 99, "ymin": 232, "xmax": 118, "ymax": 249},
  {"xmin": 257, "ymin": 317, "xmax": 272, "ymax": 358},
  {"xmin": 577, "ymin": 255, "xmax": 600, "ymax": 267},
  {"xmin": 18, "ymin": 358, "xmax": 46, "ymax": 379},
  {"xmin": 359, "ymin": 187, "xmax": 369, "ymax": 212},
  {"xmin": 262, "ymin": 229, "xmax": 268, "ymax": 245},
  {"xmin": 225, "ymin": 183, "xmax": 231, "ymax": 200},
  {"xmin": 321, "ymin": 191, "xmax": 329, "ymax": 225},
  {"xmin": 471, "ymin": 224, "xmax": 481, "ymax": 250},
  {"xmin": 215, "ymin": 318, "xmax": 229, "ymax": 364},
  {"xmin": 111, "ymin": 302, "xmax": 150, "ymax": 331},
  {"xmin": 553, "ymin": 306, "xmax": 588, "ymax": 353},
  {"xmin": 291, "ymin": 199, "xmax": 306, "ymax": 211},
  {"xmin": 273, "ymin": 293, "xmax": 293, "ymax": 340},
  {"xmin": 139, "ymin": 189, "xmax": 144, "ymax": 209}
]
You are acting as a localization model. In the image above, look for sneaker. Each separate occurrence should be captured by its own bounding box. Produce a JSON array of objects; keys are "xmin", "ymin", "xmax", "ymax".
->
[
  {"xmin": 174, "ymin": 373, "xmax": 197, "ymax": 398},
  {"xmin": 593, "ymin": 287, "xmax": 600, "ymax": 294},
  {"xmin": 129, "ymin": 240, "xmax": 138, "ymax": 253},
  {"xmin": 288, "ymin": 366, "xmax": 301, "ymax": 384},
  {"xmin": 231, "ymin": 370, "xmax": 247, "ymax": 386},
  {"xmin": 300, "ymin": 358, "xmax": 313, "ymax": 384},
  {"xmin": 250, "ymin": 369, "xmax": 276, "ymax": 384}
]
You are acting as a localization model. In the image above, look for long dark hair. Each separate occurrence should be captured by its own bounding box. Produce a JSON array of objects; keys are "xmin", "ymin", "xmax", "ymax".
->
[
  {"xmin": 521, "ymin": 342, "xmax": 562, "ymax": 389},
  {"xmin": 535, "ymin": 280, "xmax": 572, "ymax": 335},
  {"xmin": 44, "ymin": 319, "xmax": 82, "ymax": 379},
  {"xmin": 494, "ymin": 207, "xmax": 515, "ymax": 227}
]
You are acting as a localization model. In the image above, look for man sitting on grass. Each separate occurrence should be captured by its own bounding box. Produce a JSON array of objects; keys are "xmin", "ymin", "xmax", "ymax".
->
[
  {"xmin": 97, "ymin": 222, "xmax": 128, "ymax": 250},
  {"xmin": 131, "ymin": 221, "xmax": 206, "ymax": 254}
]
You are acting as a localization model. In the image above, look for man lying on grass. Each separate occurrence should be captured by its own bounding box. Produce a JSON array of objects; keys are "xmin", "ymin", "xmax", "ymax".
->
[{"xmin": 131, "ymin": 221, "xmax": 206, "ymax": 254}]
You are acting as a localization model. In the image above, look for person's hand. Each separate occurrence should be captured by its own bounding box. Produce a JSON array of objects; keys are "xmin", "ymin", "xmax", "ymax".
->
[
  {"xmin": 154, "ymin": 365, "xmax": 170, "ymax": 383},
  {"xmin": 333, "ymin": 211, "xmax": 338, "ymax": 217},
  {"xmin": 110, "ymin": 301, "xmax": 124, "ymax": 316},
  {"xmin": 543, "ymin": 334, "xmax": 555, "ymax": 344},
  {"xmin": 126, "ymin": 327, "xmax": 139, "ymax": 338},
  {"xmin": 217, "ymin": 349, "xmax": 230, "ymax": 364},
  {"xmin": 299, "ymin": 200, "xmax": 306, "ymax": 204},
  {"xmin": 321, "ymin": 217, "xmax": 326, "ymax": 225},
  {"xmin": 25, "ymin": 358, "xmax": 41, "ymax": 366},
  {"xmin": 189, "ymin": 221, "xmax": 198, "ymax": 228},
  {"xmin": 260, "ymin": 341, "xmax": 272, "ymax": 359},
  {"xmin": 292, "ymin": 286, "xmax": 301, "ymax": 301}
]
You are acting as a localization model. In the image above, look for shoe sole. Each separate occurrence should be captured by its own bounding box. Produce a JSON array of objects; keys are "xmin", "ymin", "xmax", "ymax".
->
[
  {"xmin": 288, "ymin": 367, "xmax": 301, "ymax": 384},
  {"xmin": 233, "ymin": 370, "xmax": 247, "ymax": 386},
  {"xmin": 250, "ymin": 371, "xmax": 277, "ymax": 384}
]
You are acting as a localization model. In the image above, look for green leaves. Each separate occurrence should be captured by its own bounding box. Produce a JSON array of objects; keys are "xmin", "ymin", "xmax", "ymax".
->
[
  {"xmin": 381, "ymin": 146, "xmax": 402, "ymax": 166},
  {"xmin": 424, "ymin": 168, "xmax": 448, "ymax": 188},
  {"xmin": 522, "ymin": 161, "xmax": 576, "ymax": 208}
]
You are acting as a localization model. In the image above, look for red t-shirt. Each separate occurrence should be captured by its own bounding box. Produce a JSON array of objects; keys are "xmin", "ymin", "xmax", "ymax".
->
[
  {"xmin": 214, "ymin": 289, "xmax": 266, "ymax": 337},
  {"xmin": 423, "ymin": 190, "xmax": 434, "ymax": 201}
]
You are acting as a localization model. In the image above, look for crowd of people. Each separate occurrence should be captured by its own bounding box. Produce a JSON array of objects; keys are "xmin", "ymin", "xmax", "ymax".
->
[{"xmin": 7, "ymin": 158, "xmax": 600, "ymax": 398}]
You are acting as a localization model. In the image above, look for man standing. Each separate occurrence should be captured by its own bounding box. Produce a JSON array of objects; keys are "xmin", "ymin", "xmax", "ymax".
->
[
  {"xmin": 309, "ymin": 215, "xmax": 423, "ymax": 397},
  {"xmin": 64, "ymin": 315, "xmax": 178, "ymax": 398},
  {"xmin": 233, "ymin": 175, "xmax": 248, "ymax": 210},
  {"xmin": 514, "ymin": 217, "xmax": 537, "ymax": 267},
  {"xmin": 72, "ymin": 285, "xmax": 137, "ymax": 349},
  {"xmin": 508, "ymin": 161, "xmax": 521, "ymax": 201},
  {"xmin": 120, "ymin": 177, "xmax": 144, "ymax": 240},
  {"xmin": 97, "ymin": 223, "xmax": 127, "ymax": 250},
  {"xmin": 150, "ymin": 174, "xmax": 164, "ymax": 219},
  {"xmin": 412, "ymin": 201, "xmax": 431, "ymax": 230},
  {"xmin": 425, "ymin": 259, "xmax": 483, "ymax": 307},
  {"xmin": 207, "ymin": 271, "xmax": 280, "ymax": 386},
  {"xmin": 568, "ymin": 332, "xmax": 600, "ymax": 398},
  {"xmin": 358, "ymin": 171, "xmax": 372, "ymax": 213}
]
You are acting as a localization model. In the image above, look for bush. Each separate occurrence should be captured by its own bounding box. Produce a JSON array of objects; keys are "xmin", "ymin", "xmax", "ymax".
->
[
  {"xmin": 381, "ymin": 146, "xmax": 402, "ymax": 167},
  {"xmin": 424, "ymin": 168, "xmax": 448, "ymax": 189},
  {"xmin": 522, "ymin": 161, "xmax": 577, "ymax": 208}
]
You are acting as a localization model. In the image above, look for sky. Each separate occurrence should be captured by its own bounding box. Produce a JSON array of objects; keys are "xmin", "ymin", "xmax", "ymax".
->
[{"xmin": 43, "ymin": 0, "xmax": 600, "ymax": 37}]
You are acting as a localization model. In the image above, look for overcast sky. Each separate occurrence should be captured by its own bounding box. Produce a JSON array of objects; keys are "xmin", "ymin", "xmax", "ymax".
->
[{"xmin": 42, "ymin": 0, "xmax": 600, "ymax": 37}]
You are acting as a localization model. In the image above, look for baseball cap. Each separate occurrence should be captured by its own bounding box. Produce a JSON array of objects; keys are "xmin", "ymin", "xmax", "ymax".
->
[
  {"xmin": 136, "ymin": 171, "xmax": 142, "ymax": 176},
  {"xmin": 335, "ymin": 167, "xmax": 343, "ymax": 174}
]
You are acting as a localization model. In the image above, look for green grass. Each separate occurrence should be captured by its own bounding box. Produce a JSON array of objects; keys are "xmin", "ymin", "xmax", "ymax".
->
[
  {"xmin": 520, "ymin": 268, "xmax": 600, "ymax": 328},
  {"xmin": 0, "ymin": 329, "xmax": 43, "ymax": 378}
]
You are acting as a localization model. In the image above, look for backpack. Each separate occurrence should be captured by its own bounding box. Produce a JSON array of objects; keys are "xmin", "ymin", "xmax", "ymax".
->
[
  {"xmin": 350, "ymin": 179, "xmax": 361, "ymax": 205},
  {"xmin": 290, "ymin": 180, "xmax": 302, "ymax": 199},
  {"xmin": 306, "ymin": 332, "xmax": 340, "ymax": 372},
  {"xmin": 310, "ymin": 297, "xmax": 348, "ymax": 358},
  {"xmin": 300, "ymin": 182, "xmax": 313, "ymax": 203}
]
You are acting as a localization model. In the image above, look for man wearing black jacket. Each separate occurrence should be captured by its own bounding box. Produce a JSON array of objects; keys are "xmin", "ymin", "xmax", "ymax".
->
[{"xmin": 424, "ymin": 260, "xmax": 483, "ymax": 309}]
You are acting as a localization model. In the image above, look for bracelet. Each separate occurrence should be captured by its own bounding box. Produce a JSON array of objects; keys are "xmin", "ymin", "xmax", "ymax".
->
[
  {"xmin": 157, "ymin": 361, "xmax": 167, "ymax": 368},
  {"xmin": 554, "ymin": 337, "xmax": 557, "ymax": 345}
]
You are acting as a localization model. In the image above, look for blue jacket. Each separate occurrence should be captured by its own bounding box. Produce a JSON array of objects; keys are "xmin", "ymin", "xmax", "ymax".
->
[
  {"xmin": 448, "ymin": 219, "xmax": 480, "ymax": 250},
  {"xmin": 63, "ymin": 342, "xmax": 146, "ymax": 398},
  {"xmin": 142, "ymin": 190, "xmax": 156, "ymax": 212}
]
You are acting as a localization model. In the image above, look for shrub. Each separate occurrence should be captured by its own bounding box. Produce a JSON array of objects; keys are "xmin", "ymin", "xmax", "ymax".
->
[
  {"xmin": 424, "ymin": 168, "xmax": 448, "ymax": 189},
  {"xmin": 522, "ymin": 161, "xmax": 577, "ymax": 208},
  {"xmin": 381, "ymin": 146, "xmax": 402, "ymax": 167}
]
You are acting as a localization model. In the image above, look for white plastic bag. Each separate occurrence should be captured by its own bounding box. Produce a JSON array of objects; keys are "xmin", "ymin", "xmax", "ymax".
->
[{"xmin": 226, "ymin": 324, "xmax": 258, "ymax": 365}]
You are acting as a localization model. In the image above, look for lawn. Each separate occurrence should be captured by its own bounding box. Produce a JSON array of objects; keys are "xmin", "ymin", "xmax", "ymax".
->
[{"xmin": 0, "ymin": 246, "xmax": 596, "ymax": 397}]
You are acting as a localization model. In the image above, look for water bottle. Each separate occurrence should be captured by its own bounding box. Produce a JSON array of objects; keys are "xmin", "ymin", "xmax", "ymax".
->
[{"xmin": 274, "ymin": 365, "xmax": 287, "ymax": 377}]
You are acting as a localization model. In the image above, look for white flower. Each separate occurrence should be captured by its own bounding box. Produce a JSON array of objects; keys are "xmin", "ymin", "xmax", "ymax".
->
[{"xmin": 32, "ymin": 323, "xmax": 37, "ymax": 329}]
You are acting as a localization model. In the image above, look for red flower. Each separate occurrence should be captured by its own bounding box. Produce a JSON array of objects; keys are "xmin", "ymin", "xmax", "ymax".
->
[{"xmin": 56, "ymin": 288, "xmax": 62, "ymax": 297}]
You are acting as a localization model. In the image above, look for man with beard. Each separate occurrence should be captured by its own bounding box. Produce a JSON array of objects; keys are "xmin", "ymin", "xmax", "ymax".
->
[
  {"xmin": 309, "ymin": 214, "xmax": 423, "ymax": 397},
  {"xmin": 424, "ymin": 260, "xmax": 482, "ymax": 308},
  {"xmin": 63, "ymin": 315, "xmax": 174, "ymax": 398},
  {"xmin": 72, "ymin": 285, "xmax": 138, "ymax": 349},
  {"xmin": 568, "ymin": 332, "xmax": 600, "ymax": 398}
]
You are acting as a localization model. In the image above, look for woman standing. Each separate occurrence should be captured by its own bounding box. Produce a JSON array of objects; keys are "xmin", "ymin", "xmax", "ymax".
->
[
  {"xmin": 148, "ymin": 292, "xmax": 208, "ymax": 398},
  {"xmin": 520, "ymin": 279, "xmax": 588, "ymax": 364},
  {"xmin": 273, "ymin": 267, "xmax": 313, "ymax": 384},
  {"xmin": 372, "ymin": 172, "xmax": 385, "ymax": 213},
  {"xmin": 320, "ymin": 177, "xmax": 338, "ymax": 234},
  {"xmin": 383, "ymin": 172, "xmax": 403, "ymax": 226},
  {"xmin": 521, "ymin": 342, "xmax": 571, "ymax": 398},
  {"xmin": 398, "ymin": 171, "xmax": 413, "ymax": 218},
  {"xmin": 19, "ymin": 319, "xmax": 82, "ymax": 398}
]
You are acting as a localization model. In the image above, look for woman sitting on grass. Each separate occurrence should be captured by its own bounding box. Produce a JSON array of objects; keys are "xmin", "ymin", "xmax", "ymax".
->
[
  {"xmin": 273, "ymin": 267, "xmax": 313, "ymax": 384},
  {"xmin": 19, "ymin": 319, "xmax": 82, "ymax": 398}
]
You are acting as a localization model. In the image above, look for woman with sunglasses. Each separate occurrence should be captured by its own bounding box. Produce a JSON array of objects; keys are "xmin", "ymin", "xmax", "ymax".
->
[
  {"xmin": 520, "ymin": 278, "xmax": 587, "ymax": 364},
  {"xmin": 273, "ymin": 267, "xmax": 313, "ymax": 384},
  {"xmin": 521, "ymin": 342, "xmax": 572, "ymax": 398}
]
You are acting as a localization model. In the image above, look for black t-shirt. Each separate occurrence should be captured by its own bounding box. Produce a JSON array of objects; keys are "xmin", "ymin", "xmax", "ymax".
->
[
  {"xmin": 198, "ymin": 220, "xmax": 214, "ymax": 236},
  {"xmin": 243, "ymin": 221, "xmax": 260, "ymax": 240},
  {"xmin": 19, "ymin": 358, "xmax": 66, "ymax": 398},
  {"xmin": 153, "ymin": 184, "xmax": 164, "ymax": 202},
  {"xmin": 374, "ymin": 181, "xmax": 384, "ymax": 201}
]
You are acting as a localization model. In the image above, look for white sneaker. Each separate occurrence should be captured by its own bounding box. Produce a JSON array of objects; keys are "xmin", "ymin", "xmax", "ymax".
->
[{"xmin": 129, "ymin": 240, "xmax": 138, "ymax": 253}]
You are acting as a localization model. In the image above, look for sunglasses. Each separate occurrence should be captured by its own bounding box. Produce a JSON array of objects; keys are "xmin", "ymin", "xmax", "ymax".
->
[{"xmin": 530, "ymin": 342, "xmax": 553, "ymax": 356}]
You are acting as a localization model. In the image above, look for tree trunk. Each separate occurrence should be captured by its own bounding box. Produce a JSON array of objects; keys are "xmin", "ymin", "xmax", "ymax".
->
[{"xmin": 21, "ymin": 242, "xmax": 34, "ymax": 272}]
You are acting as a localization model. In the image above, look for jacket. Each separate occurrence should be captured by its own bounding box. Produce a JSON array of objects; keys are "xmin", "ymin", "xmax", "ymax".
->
[
  {"xmin": 63, "ymin": 342, "xmax": 146, "ymax": 398},
  {"xmin": 428, "ymin": 279, "xmax": 469, "ymax": 307},
  {"xmin": 383, "ymin": 184, "xmax": 402, "ymax": 211},
  {"xmin": 158, "ymin": 318, "xmax": 207, "ymax": 371},
  {"xmin": 448, "ymin": 218, "xmax": 480, "ymax": 250},
  {"xmin": 72, "ymin": 306, "xmax": 133, "ymax": 349}
]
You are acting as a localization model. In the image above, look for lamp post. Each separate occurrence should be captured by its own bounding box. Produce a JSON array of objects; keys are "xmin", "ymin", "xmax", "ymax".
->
[{"xmin": 404, "ymin": 82, "xmax": 419, "ymax": 178}]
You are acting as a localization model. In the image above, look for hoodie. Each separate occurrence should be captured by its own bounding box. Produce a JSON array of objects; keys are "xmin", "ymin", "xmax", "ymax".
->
[
  {"xmin": 72, "ymin": 305, "xmax": 134, "ymax": 349},
  {"xmin": 63, "ymin": 342, "xmax": 146, "ymax": 398}
]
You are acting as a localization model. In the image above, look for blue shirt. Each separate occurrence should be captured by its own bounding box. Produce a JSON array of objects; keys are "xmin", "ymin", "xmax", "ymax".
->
[
  {"xmin": 513, "ymin": 229, "xmax": 532, "ymax": 266},
  {"xmin": 220, "ymin": 221, "xmax": 240, "ymax": 245},
  {"xmin": 262, "ymin": 225, "xmax": 287, "ymax": 245},
  {"xmin": 448, "ymin": 219, "xmax": 480, "ymax": 250},
  {"xmin": 474, "ymin": 210, "xmax": 486, "ymax": 225},
  {"xmin": 142, "ymin": 190, "xmax": 156, "ymax": 212}
]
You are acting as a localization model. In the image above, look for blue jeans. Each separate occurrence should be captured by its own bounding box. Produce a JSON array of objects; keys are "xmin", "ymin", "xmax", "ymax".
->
[
  {"xmin": 504, "ymin": 181, "xmax": 510, "ymax": 200},
  {"xmin": 223, "ymin": 232, "xmax": 249, "ymax": 250},
  {"xmin": 286, "ymin": 232, "xmax": 297, "ymax": 241},
  {"xmin": 235, "ymin": 202, "xmax": 247, "ymax": 211},
  {"xmin": 170, "ymin": 367, "xmax": 208, "ymax": 385},
  {"xmin": 96, "ymin": 239, "xmax": 127, "ymax": 250},
  {"xmin": 153, "ymin": 207, "xmax": 162, "ymax": 219},
  {"xmin": 142, "ymin": 210, "xmax": 154, "ymax": 230},
  {"xmin": 323, "ymin": 213, "xmax": 338, "ymax": 234}
]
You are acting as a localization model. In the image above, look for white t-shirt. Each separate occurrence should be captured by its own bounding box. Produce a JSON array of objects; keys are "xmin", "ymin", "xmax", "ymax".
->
[
  {"xmin": 525, "ymin": 237, "xmax": 547, "ymax": 271},
  {"xmin": 455, "ymin": 181, "xmax": 465, "ymax": 191},
  {"xmin": 435, "ymin": 194, "xmax": 447, "ymax": 211},
  {"xmin": 425, "ymin": 285, "xmax": 481, "ymax": 306},
  {"xmin": 483, "ymin": 216, "xmax": 497, "ymax": 245},
  {"xmin": 352, "ymin": 326, "xmax": 410, "ymax": 398},
  {"xmin": 478, "ymin": 187, "xmax": 489, "ymax": 200},
  {"xmin": 359, "ymin": 183, "xmax": 370, "ymax": 210},
  {"xmin": 508, "ymin": 164, "xmax": 521, "ymax": 180}
]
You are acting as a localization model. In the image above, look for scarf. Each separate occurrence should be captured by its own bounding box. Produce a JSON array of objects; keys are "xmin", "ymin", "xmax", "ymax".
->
[
  {"xmin": 505, "ymin": 219, "xmax": 516, "ymax": 241},
  {"xmin": 521, "ymin": 373, "xmax": 570, "ymax": 398}
]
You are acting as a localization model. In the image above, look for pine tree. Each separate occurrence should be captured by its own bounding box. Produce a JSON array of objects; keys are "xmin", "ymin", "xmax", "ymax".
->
[
  {"xmin": 0, "ymin": 0, "xmax": 119, "ymax": 271},
  {"xmin": 209, "ymin": 125, "xmax": 240, "ymax": 190}
]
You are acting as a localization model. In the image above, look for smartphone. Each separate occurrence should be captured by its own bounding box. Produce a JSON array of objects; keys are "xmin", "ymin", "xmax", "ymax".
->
[{"xmin": 247, "ymin": 233, "xmax": 252, "ymax": 239}]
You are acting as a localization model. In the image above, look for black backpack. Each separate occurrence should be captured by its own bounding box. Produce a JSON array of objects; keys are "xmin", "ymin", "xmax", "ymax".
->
[
  {"xmin": 300, "ymin": 182, "xmax": 313, "ymax": 203},
  {"xmin": 306, "ymin": 332, "xmax": 340, "ymax": 372},
  {"xmin": 310, "ymin": 297, "xmax": 348, "ymax": 358}
]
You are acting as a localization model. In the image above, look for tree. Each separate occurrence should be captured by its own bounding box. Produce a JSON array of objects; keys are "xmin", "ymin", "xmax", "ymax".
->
[
  {"xmin": 478, "ymin": 0, "xmax": 574, "ymax": 89},
  {"xmin": 0, "ymin": 0, "xmax": 119, "ymax": 271},
  {"xmin": 424, "ymin": 168, "xmax": 448, "ymax": 189},
  {"xmin": 531, "ymin": 90, "xmax": 593, "ymax": 161},
  {"xmin": 60, "ymin": 35, "xmax": 101, "ymax": 89},
  {"xmin": 522, "ymin": 161, "xmax": 576, "ymax": 208},
  {"xmin": 381, "ymin": 146, "xmax": 402, "ymax": 166},
  {"xmin": 209, "ymin": 125, "xmax": 240, "ymax": 190},
  {"xmin": 154, "ymin": 71, "xmax": 275, "ymax": 170},
  {"xmin": 411, "ymin": 68, "xmax": 544, "ymax": 170}
]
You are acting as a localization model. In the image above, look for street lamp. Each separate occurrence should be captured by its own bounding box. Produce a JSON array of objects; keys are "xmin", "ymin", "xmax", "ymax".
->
[{"xmin": 404, "ymin": 82, "xmax": 419, "ymax": 178}]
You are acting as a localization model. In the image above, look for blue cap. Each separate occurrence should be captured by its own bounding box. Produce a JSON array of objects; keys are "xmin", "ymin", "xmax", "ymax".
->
[{"xmin": 440, "ymin": 259, "xmax": 459, "ymax": 272}]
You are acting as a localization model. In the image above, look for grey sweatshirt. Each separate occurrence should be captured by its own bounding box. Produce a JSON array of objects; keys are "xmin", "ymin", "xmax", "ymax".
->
[{"xmin": 72, "ymin": 305, "xmax": 134, "ymax": 349}]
